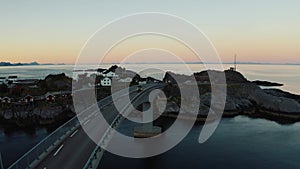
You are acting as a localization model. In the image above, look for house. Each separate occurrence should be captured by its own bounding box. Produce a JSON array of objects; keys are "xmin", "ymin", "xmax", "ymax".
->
[
  {"xmin": 103, "ymin": 71, "xmax": 118, "ymax": 78},
  {"xmin": 2, "ymin": 97, "xmax": 11, "ymax": 104},
  {"xmin": 5, "ymin": 76, "xmax": 18, "ymax": 84},
  {"xmin": 46, "ymin": 94, "xmax": 55, "ymax": 102},
  {"xmin": 23, "ymin": 95, "xmax": 34, "ymax": 103},
  {"xmin": 100, "ymin": 77, "xmax": 112, "ymax": 86}
]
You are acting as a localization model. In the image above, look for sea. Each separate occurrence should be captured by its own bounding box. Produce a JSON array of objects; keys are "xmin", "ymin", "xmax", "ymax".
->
[{"xmin": 0, "ymin": 64, "xmax": 300, "ymax": 168}]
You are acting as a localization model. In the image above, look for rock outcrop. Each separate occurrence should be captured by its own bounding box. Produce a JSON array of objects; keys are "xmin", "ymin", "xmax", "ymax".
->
[{"xmin": 162, "ymin": 70, "xmax": 300, "ymax": 124}]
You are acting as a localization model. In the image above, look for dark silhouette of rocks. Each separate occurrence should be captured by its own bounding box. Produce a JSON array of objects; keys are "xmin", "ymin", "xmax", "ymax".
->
[
  {"xmin": 163, "ymin": 69, "xmax": 300, "ymax": 124},
  {"xmin": 252, "ymin": 80, "xmax": 283, "ymax": 86}
]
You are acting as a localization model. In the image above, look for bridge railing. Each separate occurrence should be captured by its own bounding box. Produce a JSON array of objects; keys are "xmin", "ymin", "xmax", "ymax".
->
[
  {"xmin": 7, "ymin": 86, "xmax": 139, "ymax": 169},
  {"xmin": 7, "ymin": 113, "xmax": 80, "ymax": 169},
  {"xmin": 8, "ymin": 83, "xmax": 163, "ymax": 169},
  {"xmin": 83, "ymin": 84, "xmax": 165, "ymax": 169}
]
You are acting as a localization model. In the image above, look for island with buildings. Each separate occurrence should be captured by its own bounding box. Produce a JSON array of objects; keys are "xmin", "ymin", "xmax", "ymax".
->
[{"xmin": 1, "ymin": 65, "xmax": 300, "ymax": 129}]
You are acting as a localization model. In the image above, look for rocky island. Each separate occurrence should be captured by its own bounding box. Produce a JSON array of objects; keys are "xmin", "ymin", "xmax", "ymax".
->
[
  {"xmin": 1, "ymin": 65, "xmax": 300, "ymax": 128},
  {"xmin": 0, "ymin": 73, "xmax": 74, "ymax": 127},
  {"xmin": 162, "ymin": 69, "xmax": 300, "ymax": 124}
]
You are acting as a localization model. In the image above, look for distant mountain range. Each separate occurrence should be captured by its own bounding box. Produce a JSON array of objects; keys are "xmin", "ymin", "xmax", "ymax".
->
[
  {"xmin": 120, "ymin": 62, "xmax": 300, "ymax": 65},
  {"xmin": 0, "ymin": 62, "xmax": 65, "ymax": 66}
]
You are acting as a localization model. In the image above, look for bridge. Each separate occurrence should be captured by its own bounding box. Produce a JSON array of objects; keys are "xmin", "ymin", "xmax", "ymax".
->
[{"xmin": 8, "ymin": 83, "xmax": 165, "ymax": 169}]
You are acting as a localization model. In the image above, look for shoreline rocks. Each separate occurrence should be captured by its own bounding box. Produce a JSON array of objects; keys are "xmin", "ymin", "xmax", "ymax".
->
[
  {"xmin": 162, "ymin": 70, "xmax": 300, "ymax": 124},
  {"xmin": 252, "ymin": 80, "xmax": 283, "ymax": 87}
]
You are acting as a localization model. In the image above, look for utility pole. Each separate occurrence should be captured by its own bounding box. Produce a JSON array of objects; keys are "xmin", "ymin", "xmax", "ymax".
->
[
  {"xmin": 234, "ymin": 53, "xmax": 237, "ymax": 71},
  {"xmin": 0, "ymin": 152, "xmax": 4, "ymax": 169}
]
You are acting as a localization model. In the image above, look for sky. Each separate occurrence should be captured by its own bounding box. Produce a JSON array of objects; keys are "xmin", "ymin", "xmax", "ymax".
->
[{"xmin": 0, "ymin": 0, "xmax": 299, "ymax": 64}]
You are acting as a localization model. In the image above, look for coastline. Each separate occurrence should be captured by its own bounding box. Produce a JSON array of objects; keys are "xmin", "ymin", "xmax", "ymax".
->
[
  {"xmin": 1, "ymin": 65, "xmax": 300, "ymax": 129},
  {"xmin": 161, "ymin": 108, "xmax": 300, "ymax": 125}
]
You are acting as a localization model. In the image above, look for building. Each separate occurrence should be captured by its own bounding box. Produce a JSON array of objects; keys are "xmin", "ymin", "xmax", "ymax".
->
[
  {"xmin": 103, "ymin": 71, "xmax": 118, "ymax": 78},
  {"xmin": 23, "ymin": 95, "xmax": 34, "ymax": 103},
  {"xmin": 6, "ymin": 76, "xmax": 18, "ymax": 84},
  {"xmin": 46, "ymin": 94, "xmax": 55, "ymax": 102},
  {"xmin": 2, "ymin": 97, "xmax": 11, "ymax": 104},
  {"xmin": 100, "ymin": 77, "xmax": 112, "ymax": 86}
]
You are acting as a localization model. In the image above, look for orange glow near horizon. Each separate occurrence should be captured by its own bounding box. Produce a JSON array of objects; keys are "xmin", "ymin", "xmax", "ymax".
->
[
  {"xmin": 1, "ymin": 1, "xmax": 299, "ymax": 64},
  {"xmin": 1, "ymin": 32, "xmax": 299, "ymax": 64}
]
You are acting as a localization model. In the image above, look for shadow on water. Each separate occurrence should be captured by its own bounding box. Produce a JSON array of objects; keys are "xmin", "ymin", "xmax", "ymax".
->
[{"xmin": 0, "ymin": 120, "xmax": 67, "ymax": 168}]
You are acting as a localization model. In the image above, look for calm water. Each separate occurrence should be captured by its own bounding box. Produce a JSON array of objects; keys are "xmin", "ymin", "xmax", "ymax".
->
[
  {"xmin": 0, "ymin": 64, "xmax": 300, "ymax": 168},
  {"xmin": 100, "ymin": 116, "xmax": 300, "ymax": 169},
  {"xmin": 0, "ymin": 64, "xmax": 300, "ymax": 94},
  {"xmin": 0, "ymin": 127, "xmax": 49, "ymax": 168}
]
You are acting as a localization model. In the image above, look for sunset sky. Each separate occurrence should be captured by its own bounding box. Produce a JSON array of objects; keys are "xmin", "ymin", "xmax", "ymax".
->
[{"xmin": 0, "ymin": 0, "xmax": 299, "ymax": 64}]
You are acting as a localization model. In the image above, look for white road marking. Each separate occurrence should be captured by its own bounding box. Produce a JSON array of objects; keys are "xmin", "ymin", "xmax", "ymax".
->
[
  {"xmin": 69, "ymin": 130, "xmax": 78, "ymax": 138},
  {"xmin": 43, "ymin": 167, "xmax": 47, "ymax": 169},
  {"xmin": 53, "ymin": 144, "xmax": 64, "ymax": 157},
  {"xmin": 83, "ymin": 119, "xmax": 91, "ymax": 125}
]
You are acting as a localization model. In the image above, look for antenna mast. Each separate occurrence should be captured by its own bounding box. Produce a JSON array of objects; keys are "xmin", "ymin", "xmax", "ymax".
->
[{"xmin": 234, "ymin": 54, "xmax": 237, "ymax": 71}]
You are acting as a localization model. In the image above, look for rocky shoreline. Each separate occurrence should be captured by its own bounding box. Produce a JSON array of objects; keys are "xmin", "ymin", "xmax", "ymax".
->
[
  {"xmin": 0, "ymin": 73, "xmax": 75, "ymax": 127},
  {"xmin": 1, "ymin": 66, "xmax": 300, "ymax": 128},
  {"xmin": 161, "ymin": 69, "xmax": 300, "ymax": 124}
]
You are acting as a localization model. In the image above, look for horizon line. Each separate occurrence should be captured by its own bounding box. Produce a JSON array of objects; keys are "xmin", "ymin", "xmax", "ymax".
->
[{"xmin": 2, "ymin": 61, "xmax": 300, "ymax": 66}]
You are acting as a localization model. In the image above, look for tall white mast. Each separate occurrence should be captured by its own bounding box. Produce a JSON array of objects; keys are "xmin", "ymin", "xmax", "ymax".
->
[{"xmin": 234, "ymin": 53, "xmax": 237, "ymax": 71}]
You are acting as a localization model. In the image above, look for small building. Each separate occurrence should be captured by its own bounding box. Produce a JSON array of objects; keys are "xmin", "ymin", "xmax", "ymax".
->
[
  {"xmin": 2, "ymin": 97, "xmax": 11, "ymax": 104},
  {"xmin": 23, "ymin": 95, "xmax": 34, "ymax": 103},
  {"xmin": 100, "ymin": 77, "xmax": 112, "ymax": 86},
  {"xmin": 46, "ymin": 94, "xmax": 55, "ymax": 102},
  {"xmin": 5, "ymin": 76, "xmax": 18, "ymax": 84},
  {"xmin": 103, "ymin": 71, "xmax": 118, "ymax": 78}
]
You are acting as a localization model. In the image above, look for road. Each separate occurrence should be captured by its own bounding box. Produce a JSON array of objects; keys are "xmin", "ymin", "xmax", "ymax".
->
[{"xmin": 35, "ymin": 83, "xmax": 164, "ymax": 169}]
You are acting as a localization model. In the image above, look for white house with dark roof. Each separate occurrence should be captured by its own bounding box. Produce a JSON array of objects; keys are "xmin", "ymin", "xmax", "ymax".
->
[{"xmin": 100, "ymin": 77, "xmax": 112, "ymax": 86}]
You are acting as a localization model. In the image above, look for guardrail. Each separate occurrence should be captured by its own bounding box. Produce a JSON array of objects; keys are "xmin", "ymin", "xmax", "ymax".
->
[
  {"xmin": 7, "ymin": 113, "xmax": 80, "ymax": 169},
  {"xmin": 7, "ymin": 85, "xmax": 145, "ymax": 169},
  {"xmin": 83, "ymin": 84, "xmax": 165, "ymax": 169}
]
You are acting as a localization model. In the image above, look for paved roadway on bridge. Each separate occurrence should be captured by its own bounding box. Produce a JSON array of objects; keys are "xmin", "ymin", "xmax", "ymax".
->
[{"xmin": 35, "ymin": 83, "xmax": 162, "ymax": 169}]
